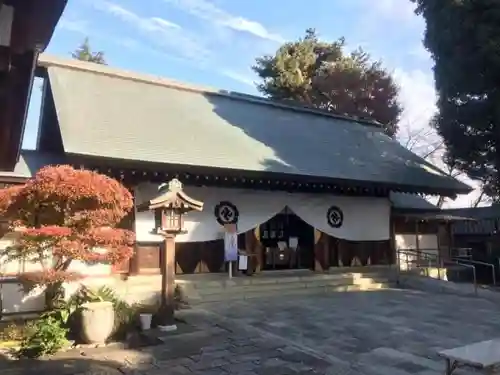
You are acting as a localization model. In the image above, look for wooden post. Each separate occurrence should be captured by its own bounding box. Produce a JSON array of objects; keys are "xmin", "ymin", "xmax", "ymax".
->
[
  {"xmin": 158, "ymin": 234, "xmax": 176, "ymax": 326},
  {"xmin": 139, "ymin": 179, "xmax": 203, "ymax": 328},
  {"xmin": 314, "ymin": 230, "xmax": 324, "ymax": 272},
  {"xmin": 415, "ymin": 220, "xmax": 420, "ymax": 262}
]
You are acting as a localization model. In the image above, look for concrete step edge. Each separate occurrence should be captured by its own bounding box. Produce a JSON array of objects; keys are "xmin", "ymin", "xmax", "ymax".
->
[
  {"xmin": 191, "ymin": 283, "xmax": 393, "ymax": 303},
  {"xmin": 123, "ymin": 277, "xmax": 391, "ymax": 295}
]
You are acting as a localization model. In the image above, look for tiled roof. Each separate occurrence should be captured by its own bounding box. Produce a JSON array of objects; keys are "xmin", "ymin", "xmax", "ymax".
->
[{"xmin": 36, "ymin": 54, "xmax": 471, "ymax": 196}]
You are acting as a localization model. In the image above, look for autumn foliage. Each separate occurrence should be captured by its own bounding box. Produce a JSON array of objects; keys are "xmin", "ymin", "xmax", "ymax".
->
[{"xmin": 0, "ymin": 165, "xmax": 135, "ymax": 290}]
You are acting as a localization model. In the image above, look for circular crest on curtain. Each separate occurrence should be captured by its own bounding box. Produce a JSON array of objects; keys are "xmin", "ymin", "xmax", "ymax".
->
[
  {"xmin": 214, "ymin": 201, "xmax": 239, "ymax": 225},
  {"xmin": 326, "ymin": 206, "xmax": 343, "ymax": 228}
]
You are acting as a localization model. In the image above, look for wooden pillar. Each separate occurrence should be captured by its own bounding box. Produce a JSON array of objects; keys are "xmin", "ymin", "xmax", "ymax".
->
[
  {"xmin": 314, "ymin": 230, "xmax": 327, "ymax": 272},
  {"xmin": 324, "ymin": 234, "xmax": 330, "ymax": 269},
  {"xmin": 0, "ymin": 50, "xmax": 37, "ymax": 170},
  {"xmin": 415, "ymin": 220, "xmax": 420, "ymax": 261},
  {"xmin": 158, "ymin": 234, "xmax": 176, "ymax": 325},
  {"xmin": 253, "ymin": 226, "xmax": 263, "ymax": 273},
  {"xmin": 390, "ymin": 216, "xmax": 397, "ymax": 265},
  {"xmin": 448, "ymin": 221, "xmax": 454, "ymax": 258}
]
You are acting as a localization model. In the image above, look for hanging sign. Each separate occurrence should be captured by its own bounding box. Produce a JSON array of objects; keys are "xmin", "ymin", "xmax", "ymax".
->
[{"xmin": 224, "ymin": 223, "xmax": 238, "ymax": 262}]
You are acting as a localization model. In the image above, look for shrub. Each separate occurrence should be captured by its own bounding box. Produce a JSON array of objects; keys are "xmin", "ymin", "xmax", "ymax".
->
[{"xmin": 16, "ymin": 315, "xmax": 68, "ymax": 358}]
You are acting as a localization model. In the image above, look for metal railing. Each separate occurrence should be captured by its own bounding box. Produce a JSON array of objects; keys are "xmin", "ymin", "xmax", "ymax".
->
[
  {"xmin": 396, "ymin": 248, "xmax": 441, "ymax": 272},
  {"xmin": 451, "ymin": 257, "xmax": 496, "ymax": 286},
  {"xmin": 396, "ymin": 248, "xmax": 478, "ymax": 295},
  {"xmin": 451, "ymin": 247, "xmax": 473, "ymax": 259}
]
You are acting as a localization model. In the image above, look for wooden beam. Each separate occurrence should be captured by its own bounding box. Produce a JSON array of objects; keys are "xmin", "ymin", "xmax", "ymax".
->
[
  {"xmin": 0, "ymin": 50, "xmax": 36, "ymax": 170},
  {"xmin": 7, "ymin": 0, "xmax": 67, "ymax": 54}
]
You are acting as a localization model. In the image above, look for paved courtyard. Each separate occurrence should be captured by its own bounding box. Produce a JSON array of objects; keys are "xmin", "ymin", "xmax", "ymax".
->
[
  {"xmin": 4, "ymin": 288, "xmax": 500, "ymax": 375},
  {"xmin": 201, "ymin": 288, "xmax": 500, "ymax": 374}
]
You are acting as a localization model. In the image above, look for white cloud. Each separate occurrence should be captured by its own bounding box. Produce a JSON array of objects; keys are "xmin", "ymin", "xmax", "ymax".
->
[
  {"xmin": 369, "ymin": 0, "xmax": 418, "ymax": 21},
  {"xmin": 409, "ymin": 43, "xmax": 431, "ymax": 61},
  {"xmin": 162, "ymin": 0, "xmax": 285, "ymax": 42},
  {"xmin": 59, "ymin": 19, "xmax": 89, "ymax": 34},
  {"xmin": 221, "ymin": 70, "xmax": 256, "ymax": 87},
  {"xmin": 149, "ymin": 17, "xmax": 181, "ymax": 30},
  {"xmin": 89, "ymin": 0, "xmax": 210, "ymax": 63},
  {"xmin": 394, "ymin": 68, "xmax": 437, "ymax": 131}
]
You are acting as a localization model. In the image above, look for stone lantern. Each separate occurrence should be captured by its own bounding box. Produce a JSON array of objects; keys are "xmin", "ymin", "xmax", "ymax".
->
[{"xmin": 143, "ymin": 179, "xmax": 203, "ymax": 327}]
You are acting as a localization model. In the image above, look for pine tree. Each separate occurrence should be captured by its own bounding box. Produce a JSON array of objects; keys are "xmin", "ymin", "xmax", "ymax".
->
[
  {"xmin": 71, "ymin": 38, "xmax": 107, "ymax": 65},
  {"xmin": 253, "ymin": 29, "xmax": 402, "ymax": 136}
]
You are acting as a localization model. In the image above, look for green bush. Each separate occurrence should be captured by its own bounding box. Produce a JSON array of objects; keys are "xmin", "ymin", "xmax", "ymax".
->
[{"xmin": 16, "ymin": 315, "xmax": 68, "ymax": 358}]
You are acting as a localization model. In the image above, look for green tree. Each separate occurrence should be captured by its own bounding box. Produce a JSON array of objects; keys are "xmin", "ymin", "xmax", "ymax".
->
[
  {"xmin": 253, "ymin": 29, "xmax": 402, "ymax": 136},
  {"xmin": 71, "ymin": 38, "xmax": 107, "ymax": 65},
  {"xmin": 412, "ymin": 0, "xmax": 500, "ymax": 199}
]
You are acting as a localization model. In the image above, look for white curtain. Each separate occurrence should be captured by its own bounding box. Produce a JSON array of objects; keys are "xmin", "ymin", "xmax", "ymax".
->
[
  {"xmin": 287, "ymin": 194, "xmax": 390, "ymax": 241},
  {"xmin": 134, "ymin": 184, "xmax": 288, "ymax": 243},
  {"xmin": 134, "ymin": 183, "xmax": 390, "ymax": 243}
]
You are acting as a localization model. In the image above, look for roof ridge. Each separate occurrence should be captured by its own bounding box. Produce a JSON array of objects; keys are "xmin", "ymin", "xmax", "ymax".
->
[{"xmin": 37, "ymin": 54, "xmax": 384, "ymax": 130}]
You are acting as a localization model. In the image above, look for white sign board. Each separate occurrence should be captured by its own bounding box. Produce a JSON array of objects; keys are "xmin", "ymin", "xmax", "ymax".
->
[{"xmin": 224, "ymin": 230, "xmax": 238, "ymax": 262}]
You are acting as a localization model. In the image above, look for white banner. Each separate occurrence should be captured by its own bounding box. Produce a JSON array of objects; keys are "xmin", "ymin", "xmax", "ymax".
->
[{"xmin": 134, "ymin": 184, "xmax": 390, "ymax": 243}]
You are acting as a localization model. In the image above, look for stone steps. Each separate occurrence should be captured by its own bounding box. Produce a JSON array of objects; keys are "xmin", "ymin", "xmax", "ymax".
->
[
  {"xmin": 176, "ymin": 271, "xmax": 394, "ymax": 304},
  {"xmin": 184, "ymin": 280, "xmax": 391, "ymax": 304},
  {"xmin": 117, "ymin": 269, "xmax": 395, "ymax": 305}
]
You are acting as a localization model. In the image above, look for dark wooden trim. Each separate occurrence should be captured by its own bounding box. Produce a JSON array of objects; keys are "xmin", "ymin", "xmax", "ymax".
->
[
  {"xmin": 58, "ymin": 152, "xmax": 466, "ymax": 197},
  {"xmin": 0, "ymin": 175, "xmax": 28, "ymax": 185},
  {"xmin": 6, "ymin": 0, "xmax": 67, "ymax": 54},
  {"xmin": 0, "ymin": 0, "xmax": 66, "ymax": 170},
  {"xmin": 0, "ymin": 50, "xmax": 37, "ymax": 170}
]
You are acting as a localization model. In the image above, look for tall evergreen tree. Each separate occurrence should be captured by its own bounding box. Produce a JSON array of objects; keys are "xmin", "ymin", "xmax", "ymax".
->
[
  {"xmin": 71, "ymin": 38, "xmax": 107, "ymax": 65},
  {"xmin": 412, "ymin": 0, "xmax": 500, "ymax": 198},
  {"xmin": 253, "ymin": 29, "xmax": 402, "ymax": 136}
]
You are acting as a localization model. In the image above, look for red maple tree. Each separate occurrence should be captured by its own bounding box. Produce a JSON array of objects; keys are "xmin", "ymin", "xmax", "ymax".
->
[{"xmin": 0, "ymin": 165, "xmax": 135, "ymax": 306}]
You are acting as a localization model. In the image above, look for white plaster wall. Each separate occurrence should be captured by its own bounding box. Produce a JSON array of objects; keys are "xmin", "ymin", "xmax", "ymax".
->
[
  {"xmin": 396, "ymin": 233, "xmax": 439, "ymax": 270},
  {"xmin": 0, "ymin": 233, "xmax": 113, "ymax": 316},
  {"xmin": 395, "ymin": 234, "xmax": 438, "ymax": 253},
  {"xmin": 418, "ymin": 234, "xmax": 439, "ymax": 257}
]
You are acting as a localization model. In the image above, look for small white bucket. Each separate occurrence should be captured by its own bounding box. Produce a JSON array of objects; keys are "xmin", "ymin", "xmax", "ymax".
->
[{"xmin": 139, "ymin": 313, "xmax": 152, "ymax": 330}]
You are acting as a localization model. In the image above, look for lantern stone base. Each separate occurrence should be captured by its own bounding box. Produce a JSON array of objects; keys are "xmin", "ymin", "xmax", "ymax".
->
[
  {"xmin": 153, "ymin": 304, "xmax": 176, "ymax": 326},
  {"xmin": 158, "ymin": 324, "xmax": 177, "ymax": 332}
]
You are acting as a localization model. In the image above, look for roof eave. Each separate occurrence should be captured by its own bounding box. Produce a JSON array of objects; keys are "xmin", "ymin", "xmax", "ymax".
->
[{"xmin": 59, "ymin": 152, "xmax": 471, "ymax": 197}]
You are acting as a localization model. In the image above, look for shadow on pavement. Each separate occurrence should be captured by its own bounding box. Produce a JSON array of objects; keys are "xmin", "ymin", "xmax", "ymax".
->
[{"xmin": 0, "ymin": 349, "xmax": 151, "ymax": 375}]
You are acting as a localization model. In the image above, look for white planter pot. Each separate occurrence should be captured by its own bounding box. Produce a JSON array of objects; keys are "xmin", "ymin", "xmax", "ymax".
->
[
  {"xmin": 139, "ymin": 313, "xmax": 152, "ymax": 331},
  {"xmin": 80, "ymin": 301, "xmax": 115, "ymax": 344}
]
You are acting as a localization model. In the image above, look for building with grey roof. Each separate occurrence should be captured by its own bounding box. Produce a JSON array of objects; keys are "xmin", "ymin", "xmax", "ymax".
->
[{"xmin": 0, "ymin": 55, "xmax": 472, "ymax": 275}]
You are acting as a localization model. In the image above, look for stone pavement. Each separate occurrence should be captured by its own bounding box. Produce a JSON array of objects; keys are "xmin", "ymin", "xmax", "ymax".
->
[{"xmin": 3, "ymin": 288, "xmax": 500, "ymax": 374}]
